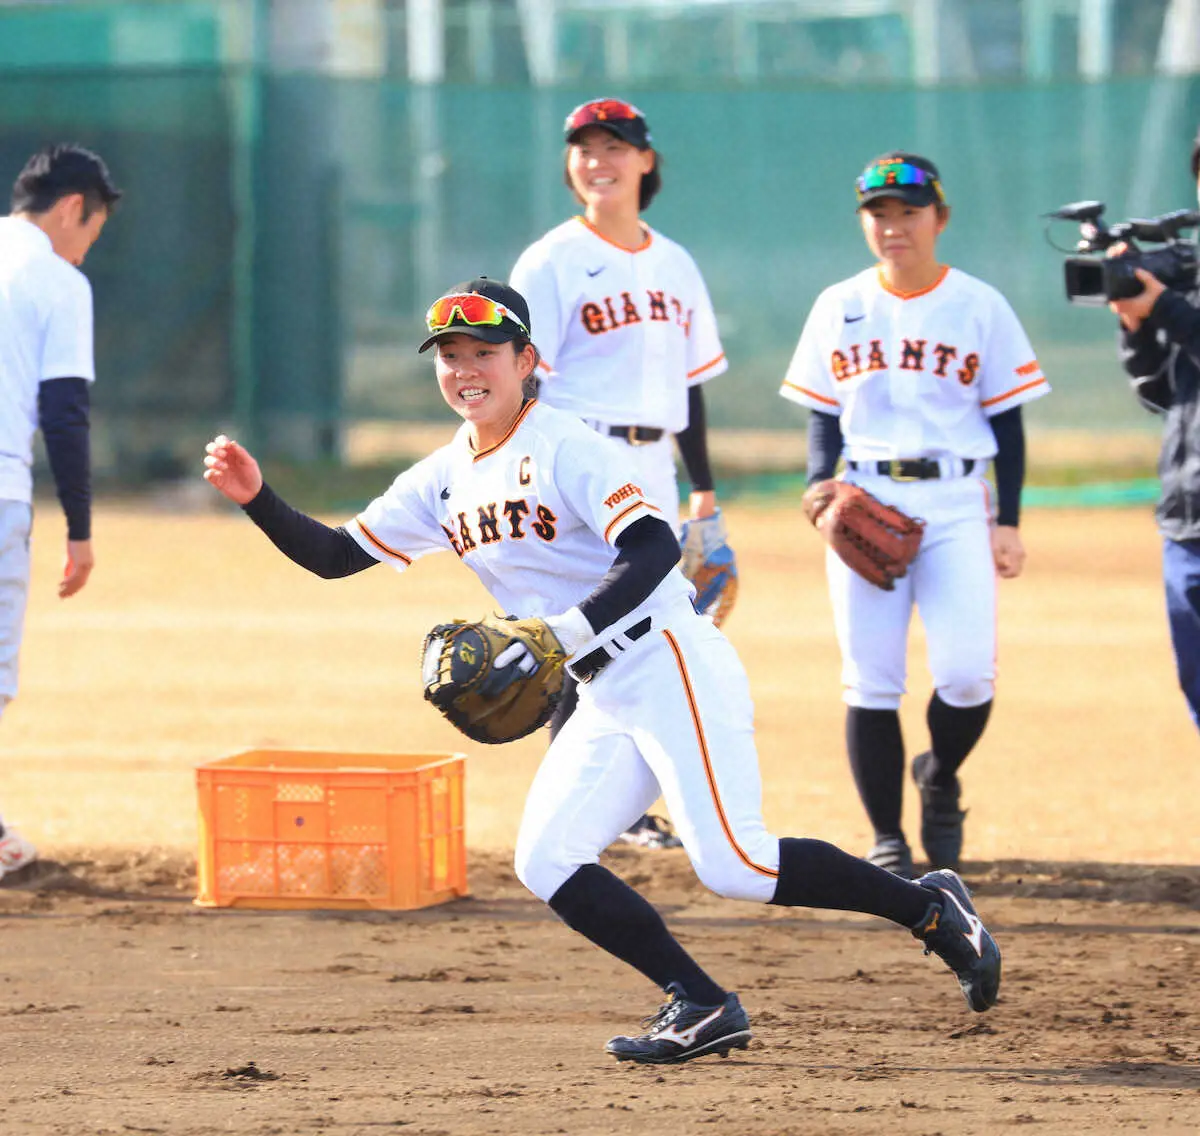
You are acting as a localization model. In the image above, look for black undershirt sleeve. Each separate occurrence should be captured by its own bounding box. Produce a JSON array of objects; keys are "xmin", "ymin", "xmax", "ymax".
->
[
  {"xmin": 674, "ymin": 385, "xmax": 715, "ymax": 493},
  {"xmin": 578, "ymin": 515, "xmax": 680, "ymax": 632},
  {"xmin": 241, "ymin": 482, "xmax": 379, "ymax": 578},
  {"xmin": 988, "ymin": 405, "xmax": 1025, "ymax": 528},
  {"xmin": 38, "ymin": 377, "xmax": 92, "ymax": 541},
  {"xmin": 806, "ymin": 409, "xmax": 844, "ymax": 484}
]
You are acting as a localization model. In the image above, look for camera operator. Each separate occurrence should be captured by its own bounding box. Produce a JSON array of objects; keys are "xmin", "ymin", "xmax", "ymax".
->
[{"xmin": 1110, "ymin": 127, "xmax": 1200, "ymax": 730}]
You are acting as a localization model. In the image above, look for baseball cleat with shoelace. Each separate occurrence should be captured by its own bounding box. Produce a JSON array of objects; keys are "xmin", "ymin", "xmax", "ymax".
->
[
  {"xmin": 912, "ymin": 869, "xmax": 1001, "ymax": 1012},
  {"xmin": 605, "ymin": 983, "xmax": 751, "ymax": 1065}
]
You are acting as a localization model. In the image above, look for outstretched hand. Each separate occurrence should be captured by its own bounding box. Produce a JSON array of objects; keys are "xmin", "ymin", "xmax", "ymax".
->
[{"xmin": 203, "ymin": 434, "xmax": 263, "ymax": 506}]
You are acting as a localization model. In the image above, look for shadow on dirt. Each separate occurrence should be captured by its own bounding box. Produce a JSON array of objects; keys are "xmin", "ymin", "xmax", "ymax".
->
[{"xmin": 3, "ymin": 848, "xmax": 1199, "ymax": 917}]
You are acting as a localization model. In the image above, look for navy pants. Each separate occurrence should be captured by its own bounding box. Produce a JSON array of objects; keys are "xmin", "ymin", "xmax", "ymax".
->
[{"xmin": 1162, "ymin": 536, "xmax": 1200, "ymax": 730}]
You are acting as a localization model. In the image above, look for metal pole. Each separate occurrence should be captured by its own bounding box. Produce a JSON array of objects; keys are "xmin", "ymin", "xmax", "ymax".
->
[{"xmin": 231, "ymin": 0, "xmax": 267, "ymax": 445}]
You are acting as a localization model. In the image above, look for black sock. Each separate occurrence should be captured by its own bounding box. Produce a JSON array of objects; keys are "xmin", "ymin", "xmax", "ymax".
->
[
  {"xmin": 846, "ymin": 707, "xmax": 905, "ymax": 837},
  {"xmin": 548, "ymin": 864, "xmax": 727, "ymax": 1005},
  {"xmin": 769, "ymin": 837, "xmax": 932, "ymax": 928},
  {"xmin": 925, "ymin": 693, "xmax": 992, "ymax": 785}
]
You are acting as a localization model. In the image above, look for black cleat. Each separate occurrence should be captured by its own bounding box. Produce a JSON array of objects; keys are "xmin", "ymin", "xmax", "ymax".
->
[
  {"xmin": 865, "ymin": 833, "xmax": 915, "ymax": 879},
  {"xmin": 912, "ymin": 869, "xmax": 1001, "ymax": 1012},
  {"xmin": 605, "ymin": 983, "xmax": 751, "ymax": 1065},
  {"xmin": 912, "ymin": 751, "xmax": 966, "ymax": 871},
  {"xmin": 616, "ymin": 814, "xmax": 683, "ymax": 850}
]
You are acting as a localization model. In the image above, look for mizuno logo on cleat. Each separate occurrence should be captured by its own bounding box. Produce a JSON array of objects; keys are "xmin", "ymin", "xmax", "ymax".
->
[
  {"xmin": 941, "ymin": 887, "xmax": 985, "ymax": 957},
  {"xmin": 655, "ymin": 1006, "xmax": 724, "ymax": 1048}
]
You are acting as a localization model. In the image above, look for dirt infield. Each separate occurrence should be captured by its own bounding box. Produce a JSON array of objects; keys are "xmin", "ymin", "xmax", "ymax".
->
[{"xmin": 2, "ymin": 500, "xmax": 1199, "ymax": 1134}]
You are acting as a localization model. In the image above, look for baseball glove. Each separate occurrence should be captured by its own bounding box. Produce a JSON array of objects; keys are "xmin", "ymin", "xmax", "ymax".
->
[
  {"xmin": 680, "ymin": 509, "xmax": 738, "ymax": 627},
  {"xmin": 420, "ymin": 614, "xmax": 567, "ymax": 744},
  {"xmin": 802, "ymin": 479, "xmax": 924, "ymax": 591}
]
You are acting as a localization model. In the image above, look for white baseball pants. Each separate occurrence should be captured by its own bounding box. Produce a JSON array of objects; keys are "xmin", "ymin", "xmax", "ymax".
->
[{"xmin": 515, "ymin": 601, "xmax": 781, "ymax": 904}]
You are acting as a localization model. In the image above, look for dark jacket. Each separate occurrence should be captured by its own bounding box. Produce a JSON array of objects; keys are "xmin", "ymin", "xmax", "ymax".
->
[{"xmin": 1119, "ymin": 288, "xmax": 1200, "ymax": 541}]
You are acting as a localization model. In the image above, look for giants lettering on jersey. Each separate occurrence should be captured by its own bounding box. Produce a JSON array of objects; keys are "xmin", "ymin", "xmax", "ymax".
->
[
  {"xmin": 440, "ymin": 499, "xmax": 558, "ymax": 558},
  {"xmin": 832, "ymin": 338, "xmax": 980, "ymax": 387},
  {"xmin": 581, "ymin": 289, "xmax": 692, "ymax": 336}
]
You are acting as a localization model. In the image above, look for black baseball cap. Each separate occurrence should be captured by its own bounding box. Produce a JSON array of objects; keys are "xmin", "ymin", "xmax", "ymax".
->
[
  {"xmin": 418, "ymin": 277, "xmax": 533, "ymax": 354},
  {"xmin": 563, "ymin": 97, "xmax": 653, "ymax": 150},
  {"xmin": 855, "ymin": 152, "xmax": 947, "ymax": 209}
]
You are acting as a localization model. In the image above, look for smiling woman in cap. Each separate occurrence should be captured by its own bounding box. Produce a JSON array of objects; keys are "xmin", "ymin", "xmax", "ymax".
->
[
  {"xmin": 509, "ymin": 97, "xmax": 737, "ymax": 850},
  {"xmin": 779, "ymin": 150, "xmax": 1050, "ymax": 880}
]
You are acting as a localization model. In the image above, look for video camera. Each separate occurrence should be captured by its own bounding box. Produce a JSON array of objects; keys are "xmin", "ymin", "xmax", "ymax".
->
[{"xmin": 1047, "ymin": 200, "xmax": 1200, "ymax": 305}]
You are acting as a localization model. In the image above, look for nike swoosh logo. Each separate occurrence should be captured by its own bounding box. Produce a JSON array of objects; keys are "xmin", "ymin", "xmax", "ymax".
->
[
  {"xmin": 844, "ymin": 314, "xmax": 865, "ymax": 323},
  {"xmin": 941, "ymin": 887, "xmax": 985, "ymax": 957},
  {"xmin": 586, "ymin": 266, "xmax": 605, "ymax": 277},
  {"xmin": 440, "ymin": 487, "xmax": 451, "ymax": 500},
  {"xmin": 655, "ymin": 1006, "xmax": 724, "ymax": 1048}
]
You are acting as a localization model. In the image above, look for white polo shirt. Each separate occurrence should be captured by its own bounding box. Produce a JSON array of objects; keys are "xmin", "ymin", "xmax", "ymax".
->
[{"xmin": 0, "ymin": 216, "xmax": 95, "ymax": 504}]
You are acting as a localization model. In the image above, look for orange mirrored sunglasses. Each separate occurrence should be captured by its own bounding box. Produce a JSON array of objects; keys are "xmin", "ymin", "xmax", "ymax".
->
[
  {"xmin": 425, "ymin": 293, "xmax": 529, "ymax": 337},
  {"xmin": 564, "ymin": 98, "xmax": 644, "ymax": 133}
]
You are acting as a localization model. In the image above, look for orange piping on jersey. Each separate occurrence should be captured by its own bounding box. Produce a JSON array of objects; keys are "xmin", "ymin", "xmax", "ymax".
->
[
  {"xmin": 538, "ymin": 358, "xmax": 553, "ymax": 373},
  {"xmin": 1015, "ymin": 359, "xmax": 1040, "ymax": 377},
  {"xmin": 688, "ymin": 353, "xmax": 725, "ymax": 380},
  {"xmin": 576, "ymin": 215, "xmax": 653, "ymax": 253},
  {"xmin": 472, "ymin": 399, "xmax": 538, "ymax": 462},
  {"xmin": 663, "ymin": 629, "xmax": 778, "ymax": 880},
  {"xmin": 355, "ymin": 520, "xmax": 413, "ymax": 564},
  {"xmin": 876, "ymin": 264, "xmax": 950, "ymax": 300},
  {"xmin": 603, "ymin": 499, "xmax": 661, "ymax": 542},
  {"xmin": 781, "ymin": 379, "xmax": 839, "ymax": 407},
  {"xmin": 980, "ymin": 375, "xmax": 1047, "ymax": 409}
]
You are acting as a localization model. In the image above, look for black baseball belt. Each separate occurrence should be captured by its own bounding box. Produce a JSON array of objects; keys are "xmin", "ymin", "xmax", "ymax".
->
[
  {"xmin": 571, "ymin": 617, "xmax": 653, "ymax": 683},
  {"xmin": 847, "ymin": 458, "xmax": 977, "ymax": 481},
  {"xmin": 605, "ymin": 425, "xmax": 664, "ymax": 445}
]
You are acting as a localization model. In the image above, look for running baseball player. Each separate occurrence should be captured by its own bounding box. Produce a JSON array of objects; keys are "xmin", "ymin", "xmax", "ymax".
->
[
  {"xmin": 0, "ymin": 145, "xmax": 121, "ymax": 881},
  {"xmin": 511, "ymin": 96, "xmax": 735, "ymax": 848},
  {"xmin": 781, "ymin": 152, "xmax": 1048, "ymax": 879},
  {"xmin": 204, "ymin": 277, "xmax": 1002, "ymax": 1065}
]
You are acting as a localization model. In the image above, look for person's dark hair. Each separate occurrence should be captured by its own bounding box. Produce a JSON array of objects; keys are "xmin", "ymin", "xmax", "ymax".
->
[
  {"xmin": 513, "ymin": 337, "xmax": 542, "ymax": 398},
  {"xmin": 563, "ymin": 150, "xmax": 663, "ymax": 213},
  {"xmin": 11, "ymin": 144, "xmax": 122, "ymax": 219}
]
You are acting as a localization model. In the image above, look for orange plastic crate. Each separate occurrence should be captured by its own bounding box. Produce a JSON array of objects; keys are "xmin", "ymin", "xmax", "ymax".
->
[{"xmin": 195, "ymin": 749, "xmax": 467, "ymax": 911}]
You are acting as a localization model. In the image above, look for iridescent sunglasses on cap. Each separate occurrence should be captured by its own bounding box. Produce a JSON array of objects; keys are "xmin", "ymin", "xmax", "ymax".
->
[
  {"xmin": 855, "ymin": 160, "xmax": 945, "ymax": 202},
  {"xmin": 564, "ymin": 98, "xmax": 645, "ymax": 133},
  {"xmin": 425, "ymin": 293, "xmax": 530, "ymax": 337}
]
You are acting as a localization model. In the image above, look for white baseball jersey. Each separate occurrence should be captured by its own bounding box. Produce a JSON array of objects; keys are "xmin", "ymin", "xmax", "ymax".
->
[
  {"xmin": 345, "ymin": 398, "xmax": 784, "ymax": 905},
  {"xmin": 0, "ymin": 216, "xmax": 95, "ymax": 504},
  {"xmin": 511, "ymin": 217, "xmax": 727, "ymax": 433},
  {"xmin": 781, "ymin": 264, "xmax": 1048, "ymax": 712},
  {"xmin": 779, "ymin": 265, "xmax": 1048, "ymax": 455},
  {"xmin": 346, "ymin": 400, "xmax": 694, "ymax": 620}
]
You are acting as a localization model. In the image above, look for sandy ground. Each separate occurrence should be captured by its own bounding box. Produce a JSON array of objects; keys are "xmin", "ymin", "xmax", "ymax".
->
[{"xmin": 1, "ymin": 499, "xmax": 1198, "ymax": 1135}]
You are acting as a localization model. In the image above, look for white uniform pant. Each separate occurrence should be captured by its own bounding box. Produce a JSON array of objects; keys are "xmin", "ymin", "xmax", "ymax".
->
[
  {"xmin": 831, "ymin": 473, "xmax": 996, "ymax": 711},
  {"xmin": 515, "ymin": 602, "xmax": 781, "ymax": 904},
  {"xmin": 0, "ymin": 500, "xmax": 32, "ymax": 710}
]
